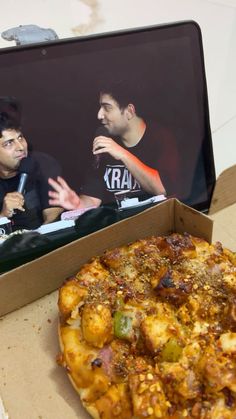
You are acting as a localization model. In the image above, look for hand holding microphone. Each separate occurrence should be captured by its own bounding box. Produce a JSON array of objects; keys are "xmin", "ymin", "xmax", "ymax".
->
[
  {"xmin": 93, "ymin": 126, "xmax": 127, "ymax": 163},
  {"xmin": 1, "ymin": 192, "xmax": 24, "ymax": 218},
  {"xmin": 1, "ymin": 156, "xmax": 35, "ymax": 218}
]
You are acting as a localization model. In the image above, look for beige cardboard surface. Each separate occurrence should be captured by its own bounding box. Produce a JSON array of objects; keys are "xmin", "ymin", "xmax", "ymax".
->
[
  {"xmin": 0, "ymin": 199, "xmax": 212, "ymax": 317},
  {"xmin": 0, "ymin": 292, "xmax": 89, "ymax": 419}
]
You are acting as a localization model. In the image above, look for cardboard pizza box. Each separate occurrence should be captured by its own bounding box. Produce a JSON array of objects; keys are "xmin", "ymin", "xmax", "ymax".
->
[{"xmin": 0, "ymin": 187, "xmax": 236, "ymax": 419}]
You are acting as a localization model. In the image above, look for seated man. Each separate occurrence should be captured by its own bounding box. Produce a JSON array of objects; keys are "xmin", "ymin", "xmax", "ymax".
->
[
  {"xmin": 0, "ymin": 111, "xmax": 63, "ymax": 230},
  {"xmin": 48, "ymin": 81, "xmax": 178, "ymax": 211}
]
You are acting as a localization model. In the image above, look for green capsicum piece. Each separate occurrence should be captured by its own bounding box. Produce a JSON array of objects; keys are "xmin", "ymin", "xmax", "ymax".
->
[
  {"xmin": 114, "ymin": 311, "xmax": 133, "ymax": 340},
  {"xmin": 161, "ymin": 338, "xmax": 183, "ymax": 362}
]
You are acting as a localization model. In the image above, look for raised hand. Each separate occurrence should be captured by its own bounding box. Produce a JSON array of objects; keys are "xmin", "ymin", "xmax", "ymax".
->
[{"xmin": 48, "ymin": 176, "xmax": 80, "ymax": 210}]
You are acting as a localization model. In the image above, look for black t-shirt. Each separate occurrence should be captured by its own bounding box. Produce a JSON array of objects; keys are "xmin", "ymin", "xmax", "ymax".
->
[
  {"xmin": 0, "ymin": 151, "xmax": 61, "ymax": 230},
  {"xmin": 81, "ymin": 123, "xmax": 180, "ymax": 204}
]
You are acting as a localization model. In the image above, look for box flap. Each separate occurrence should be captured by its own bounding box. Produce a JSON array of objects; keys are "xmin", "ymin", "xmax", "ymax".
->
[
  {"xmin": 211, "ymin": 202, "xmax": 236, "ymax": 251},
  {"xmin": 209, "ymin": 164, "xmax": 236, "ymax": 215},
  {"xmin": 0, "ymin": 199, "xmax": 213, "ymax": 317},
  {"xmin": 0, "ymin": 199, "xmax": 173, "ymax": 317},
  {"xmin": 174, "ymin": 200, "xmax": 213, "ymax": 240}
]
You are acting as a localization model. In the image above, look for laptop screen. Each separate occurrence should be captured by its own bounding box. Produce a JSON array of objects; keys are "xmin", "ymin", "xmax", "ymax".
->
[{"xmin": 0, "ymin": 21, "xmax": 215, "ymax": 217}]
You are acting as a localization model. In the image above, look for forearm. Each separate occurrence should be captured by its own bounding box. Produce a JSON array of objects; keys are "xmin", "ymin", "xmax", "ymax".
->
[
  {"xmin": 42, "ymin": 207, "xmax": 64, "ymax": 224},
  {"xmin": 79, "ymin": 195, "xmax": 102, "ymax": 209},
  {"xmin": 122, "ymin": 151, "xmax": 166, "ymax": 196}
]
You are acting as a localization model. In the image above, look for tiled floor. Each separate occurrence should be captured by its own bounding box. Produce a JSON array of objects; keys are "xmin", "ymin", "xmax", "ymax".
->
[{"xmin": 0, "ymin": 0, "xmax": 235, "ymax": 176}]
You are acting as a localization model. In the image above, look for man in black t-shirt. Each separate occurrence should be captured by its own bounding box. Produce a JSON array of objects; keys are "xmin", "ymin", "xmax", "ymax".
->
[
  {"xmin": 80, "ymin": 121, "xmax": 179, "ymax": 205},
  {"xmin": 0, "ymin": 111, "xmax": 63, "ymax": 230},
  {"xmin": 48, "ymin": 81, "xmax": 178, "ymax": 211}
]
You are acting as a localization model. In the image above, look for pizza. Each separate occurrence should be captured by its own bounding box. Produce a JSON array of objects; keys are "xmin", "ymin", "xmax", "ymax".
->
[{"xmin": 57, "ymin": 233, "xmax": 236, "ymax": 418}]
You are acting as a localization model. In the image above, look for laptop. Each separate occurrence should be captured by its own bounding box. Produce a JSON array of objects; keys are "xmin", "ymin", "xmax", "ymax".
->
[{"xmin": 0, "ymin": 20, "xmax": 216, "ymax": 266}]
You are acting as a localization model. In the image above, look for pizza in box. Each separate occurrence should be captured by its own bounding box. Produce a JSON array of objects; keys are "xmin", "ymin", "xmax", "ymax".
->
[{"xmin": 57, "ymin": 233, "xmax": 236, "ymax": 418}]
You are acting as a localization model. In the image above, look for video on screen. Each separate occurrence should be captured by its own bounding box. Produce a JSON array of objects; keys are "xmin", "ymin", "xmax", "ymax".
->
[{"xmin": 0, "ymin": 22, "xmax": 215, "ymax": 243}]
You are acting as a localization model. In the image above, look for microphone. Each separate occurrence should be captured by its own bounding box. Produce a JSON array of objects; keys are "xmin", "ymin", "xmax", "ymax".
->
[
  {"xmin": 17, "ymin": 173, "xmax": 28, "ymax": 194},
  {"xmin": 17, "ymin": 156, "xmax": 36, "ymax": 194},
  {"xmin": 93, "ymin": 126, "xmax": 109, "ymax": 169}
]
